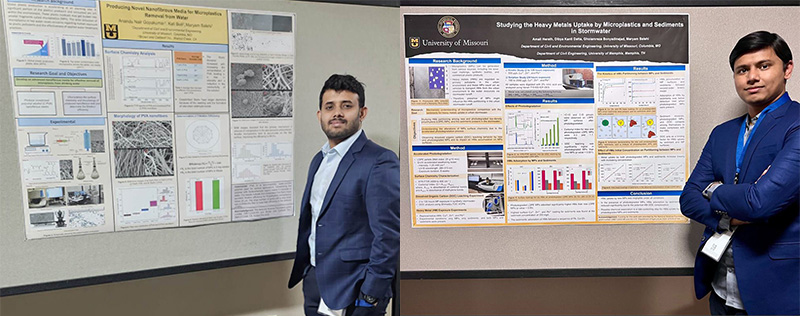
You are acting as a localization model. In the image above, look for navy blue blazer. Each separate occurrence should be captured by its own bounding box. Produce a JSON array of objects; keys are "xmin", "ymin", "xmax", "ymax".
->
[
  {"xmin": 288, "ymin": 132, "xmax": 400, "ymax": 310},
  {"xmin": 680, "ymin": 95, "xmax": 799, "ymax": 314}
]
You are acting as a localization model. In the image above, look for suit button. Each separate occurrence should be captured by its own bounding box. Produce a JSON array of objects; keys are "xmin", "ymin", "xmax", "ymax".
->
[
  {"xmin": 701, "ymin": 237, "xmax": 706, "ymax": 241},
  {"xmin": 318, "ymin": 224, "xmax": 323, "ymax": 227}
]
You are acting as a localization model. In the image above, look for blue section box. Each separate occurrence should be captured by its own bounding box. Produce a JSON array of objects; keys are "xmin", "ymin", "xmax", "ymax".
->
[
  {"xmin": 409, "ymin": 58, "xmax": 501, "ymax": 64},
  {"xmin": 412, "ymin": 145, "xmax": 504, "ymax": 151},
  {"xmin": 506, "ymin": 98, "xmax": 594, "ymax": 104},
  {"xmin": 18, "ymin": 117, "xmax": 106, "ymax": 127},
  {"xmin": 504, "ymin": 62, "xmax": 594, "ymax": 68},
  {"xmin": 596, "ymin": 65, "xmax": 686, "ymax": 72}
]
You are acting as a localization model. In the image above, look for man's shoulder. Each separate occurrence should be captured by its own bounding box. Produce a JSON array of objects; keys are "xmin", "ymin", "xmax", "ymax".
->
[
  {"xmin": 359, "ymin": 137, "xmax": 399, "ymax": 160},
  {"xmin": 712, "ymin": 115, "xmax": 746, "ymax": 136},
  {"xmin": 784, "ymin": 99, "xmax": 800, "ymax": 120}
]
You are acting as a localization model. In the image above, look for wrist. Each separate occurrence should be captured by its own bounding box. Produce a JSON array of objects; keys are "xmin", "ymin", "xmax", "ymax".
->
[
  {"xmin": 703, "ymin": 181, "xmax": 722, "ymax": 199},
  {"xmin": 359, "ymin": 291, "xmax": 378, "ymax": 306}
]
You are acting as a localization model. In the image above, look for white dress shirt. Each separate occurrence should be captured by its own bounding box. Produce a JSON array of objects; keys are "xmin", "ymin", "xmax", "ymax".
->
[
  {"xmin": 308, "ymin": 129, "xmax": 362, "ymax": 316},
  {"xmin": 309, "ymin": 129, "xmax": 362, "ymax": 267}
]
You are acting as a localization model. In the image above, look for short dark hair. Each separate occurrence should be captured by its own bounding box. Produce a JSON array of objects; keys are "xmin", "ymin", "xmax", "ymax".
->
[
  {"xmin": 319, "ymin": 74, "xmax": 365, "ymax": 109},
  {"xmin": 729, "ymin": 31, "xmax": 793, "ymax": 71}
]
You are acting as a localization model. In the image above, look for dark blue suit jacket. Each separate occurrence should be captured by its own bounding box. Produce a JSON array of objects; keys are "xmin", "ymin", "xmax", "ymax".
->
[
  {"xmin": 288, "ymin": 132, "xmax": 400, "ymax": 310},
  {"xmin": 680, "ymin": 95, "xmax": 799, "ymax": 315}
]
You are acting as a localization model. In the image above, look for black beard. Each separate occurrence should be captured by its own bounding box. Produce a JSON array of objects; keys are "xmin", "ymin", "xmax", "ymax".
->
[{"xmin": 322, "ymin": 119, "xmax": 360, "ymax": 142}]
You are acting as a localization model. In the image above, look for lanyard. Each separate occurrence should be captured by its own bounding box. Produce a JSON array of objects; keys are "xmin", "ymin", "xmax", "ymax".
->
[{"xmin": 734, "ymin": 93, "xmax": 790, "ymax": 183}]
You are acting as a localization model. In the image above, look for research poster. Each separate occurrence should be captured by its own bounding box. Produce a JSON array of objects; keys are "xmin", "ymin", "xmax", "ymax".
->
[
  {"xmin": 2, "ymin": 0, "xmax": 295, "ymax": 239},
  {"xmin": 405, "ymin": 14, "xmax": 690, "ymax": 227}
]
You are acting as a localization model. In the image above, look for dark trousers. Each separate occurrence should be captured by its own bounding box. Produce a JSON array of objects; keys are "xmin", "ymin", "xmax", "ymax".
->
[
  {"xmin": 709, "ymin": 292, "xmax": 747, "ymax": 315},
  {"xmin": 302, "ymin": 266, "xmax": 389, "ymax": 316}
]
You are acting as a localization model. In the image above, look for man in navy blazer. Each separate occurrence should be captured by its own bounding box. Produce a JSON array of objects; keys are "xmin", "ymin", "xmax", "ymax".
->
[
  {"xmin": 681, "ymin": 31, "xmax": 798, "ymax": 315},
  {"xmin": 289, "ymin": 74, "xmax": 399, "ymax": 316}
]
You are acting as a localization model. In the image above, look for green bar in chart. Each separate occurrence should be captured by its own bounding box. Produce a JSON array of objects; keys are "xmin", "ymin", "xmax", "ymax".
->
[{"xmin": 212, "ymin": 179, "xmax": 221, "ymax": 209}]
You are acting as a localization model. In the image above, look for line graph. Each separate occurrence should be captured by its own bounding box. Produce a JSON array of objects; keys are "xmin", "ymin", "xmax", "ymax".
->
[
  {"xmin": 121, "ymin": 56, "xmax": 173, "ymax": 104},
  {"xmin": 598, "ymin": 78, "xmax": 625, "ymax": 104},
  {"xmin": 629, "ymin": 78, "xmax": 657, "ymax": 103}
]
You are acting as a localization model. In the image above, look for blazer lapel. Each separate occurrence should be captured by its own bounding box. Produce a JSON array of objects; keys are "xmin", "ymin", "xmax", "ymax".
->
[
  {"xmin": 739, "ymin": 102, "xmax": 789, "ymax": 181},
  {"xmin": 318, "ymin": 132, "xmax": 367, "ymax": 218}
]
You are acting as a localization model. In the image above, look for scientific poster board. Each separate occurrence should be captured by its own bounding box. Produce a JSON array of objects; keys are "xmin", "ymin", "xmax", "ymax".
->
[
  {"xmin": 2, "ymin": 0, "xmax": 296, "ymax": 239},
  {"xmin": 405, "ymin": 14, "xmax": 690, "ymax": 227},
  {"xmin": 0, "ymin": 0, "xmax": 401, "ymax": 292},
  {"xmin": 399, "ymin": 6, "xmax": 800, "ymax": 273}
]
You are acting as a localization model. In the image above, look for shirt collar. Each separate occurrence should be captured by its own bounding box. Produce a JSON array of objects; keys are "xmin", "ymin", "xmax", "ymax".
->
[{"xmin": 321, "ymin": 129, "xmax": 363, "ymax": 157}]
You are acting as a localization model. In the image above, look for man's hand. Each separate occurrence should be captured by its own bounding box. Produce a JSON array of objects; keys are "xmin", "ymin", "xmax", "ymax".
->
[
  {"xmin": 756, "ymin": 165, "xmax": 771, "ymax": 183},
  {"xmin": 731, "ymin": 218, "xmax": 751, "ymax": 226}
]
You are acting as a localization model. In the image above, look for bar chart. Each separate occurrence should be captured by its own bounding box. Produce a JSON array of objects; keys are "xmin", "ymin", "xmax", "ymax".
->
[
  {"xmin": 505, "ymin": 110, "xmax": 561, "ymax": 151},
  {"xmin": 540, "ymin": 116, "xmax": 559, "ymax": 147},
  {"xmin": 186, "ymin": 178, "xmax": 223, "ymax": 212},
  {"xmin": 507, "ymin": 164, "xmax": 594, "ymax": 195},
  {"xmin": 565, "ymin": 165, "xmax": 593, "ymax": 190},
  {"xmin": 540, "ymin": 167, "xmax": 564, "ymax": 191},
  {"xmin": 507, "ymin": 165, "xmax": 536, "ymax": 195},
  {"xmin": 61, "ymin": 37, "xmax": 97, "ymax": 57}
]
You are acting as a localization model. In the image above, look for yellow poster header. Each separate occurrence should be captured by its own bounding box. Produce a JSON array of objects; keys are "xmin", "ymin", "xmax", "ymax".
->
[{"xmin": 101, "ymin": 1, "xmax": 227, "ymax": 44}]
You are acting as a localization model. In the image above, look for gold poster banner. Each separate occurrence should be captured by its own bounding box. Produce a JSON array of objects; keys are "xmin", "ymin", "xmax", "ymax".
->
[{"xmin": 100, "ymin": 1, "xmax": 227, "ymax": 44}]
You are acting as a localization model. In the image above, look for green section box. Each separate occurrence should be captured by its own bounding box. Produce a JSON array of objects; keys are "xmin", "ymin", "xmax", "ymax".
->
[{"xmin": 14, "ymin": 77, "xmax": 103, "ymax": 87}]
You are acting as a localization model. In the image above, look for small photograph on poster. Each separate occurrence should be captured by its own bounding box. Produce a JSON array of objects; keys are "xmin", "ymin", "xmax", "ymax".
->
[
  {"xmin": 64, "ymin": 185, "xmax": 105, "ymax": 206},
  {"xmin": 29, "ymin": 210, "xmax": 67, "ymax": 229},
  {"xmin": 28, "ymin": 208, "xmax": 104, "ymax": 230},
  {"xmin": 68, "ymin": 209, "xmax": 105, "ymax": 228},
  {"xmin": 231, "ymin": 63, "xmax": 293, "ymax": 118},
  {"xmin": 468, "ymin": 173, "xmax": 504, "ymax": 193},
  {"xmin": 262, "ymin": 64, "xmax": 293, "ymax": 90},
  {"xmin": 231, "ymin": 91, "xmax": 292, "ymax": 118},
  {"xmin": 231, "ymin": 63, "xmax": 263, "ymax": 90},
  {"xmin": 112, "ymin": 121, "xmax": 174, "ymax": 178},
  {"xmin": 467, "ymin": 151, "xmax": 503, "ymax": 172},
  {"xmin": 483, "ymin": 193, "xmax": 505, "ymax": 216},
  {"xmin": 26, "ymin": 185, "xmax": 104, "ymax": 209},
  {"xmin": 59, "ymin": 159, "xmax": 73, "ymax": 180},
  {"xmin": 562, "ymin": 68, "xmax": 594, "ymax": 89},
  {"xmin": 27, "ymin": 186, "xmax": 66, "ymax": 209},
  {"xmin": 230, "ymin": 12, "xmax": 292, "ymax": 32},
  {"xmin": 90, "ymin": 129, "xmax": 105, "ymax": 153},
  {"xmin": 231, "ymin": 63, "xmax": 293, "ymax": 91},
  {"xmin": 408, "ymin": 66, "xmax": 445, "ymax": 99}
]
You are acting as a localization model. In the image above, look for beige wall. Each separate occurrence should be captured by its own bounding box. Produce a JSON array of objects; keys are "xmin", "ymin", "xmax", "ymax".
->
[
  {"xmin": 0, "ymin": 260, "xmax": 305, "ymax": 316},
  {"xmin": 0, "ymin": 259, "xmax": 398, "ymax": 316},
  {"xmin": 0, "ymin": 266, "xmax": 707, "ymax": 315},
  {"xmin": 401, "ymin": 276, "xmax": 708, "ymax": 315}
]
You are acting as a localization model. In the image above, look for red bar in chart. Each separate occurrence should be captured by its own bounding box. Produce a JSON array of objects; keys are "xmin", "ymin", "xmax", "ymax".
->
[
  {"xmin": 582, "ymin": 171, "xmax": 586, "ymax": 189},
  {"xmin": 195, "ymin": 181, "xmax": 203, "ymax": 211},
  {"xmin": 541, "ymin": 170, "xmax": 546, "ymax": 190}
]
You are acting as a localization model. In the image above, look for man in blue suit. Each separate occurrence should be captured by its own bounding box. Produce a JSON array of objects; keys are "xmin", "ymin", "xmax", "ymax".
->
[
  {"xmin": 289, "ymin": 74, "xmax": 399, "ymax": 316},
  {"xmin": 681, "ymin": 31, "xmax": 798, "ymax": 315}
]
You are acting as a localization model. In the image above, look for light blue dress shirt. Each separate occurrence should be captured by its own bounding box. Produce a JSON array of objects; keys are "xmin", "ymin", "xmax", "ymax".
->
[{"xmin": 309, "ymin": 129, "xmax": 363, "ymax": 267}]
